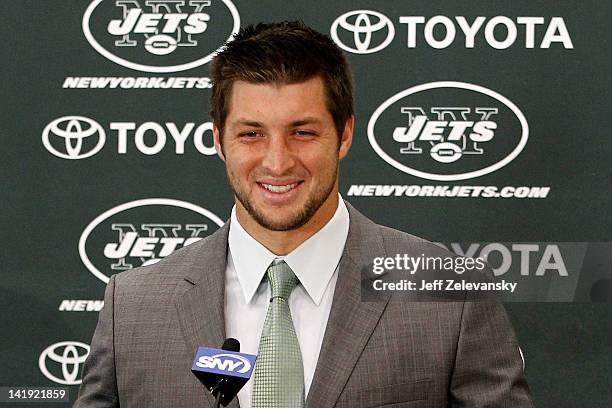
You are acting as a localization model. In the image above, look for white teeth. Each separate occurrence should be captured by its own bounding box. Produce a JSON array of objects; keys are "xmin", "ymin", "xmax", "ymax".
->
[{"xmin": 262, "ymin": 183, "xmax": 298, "ymax": 193}]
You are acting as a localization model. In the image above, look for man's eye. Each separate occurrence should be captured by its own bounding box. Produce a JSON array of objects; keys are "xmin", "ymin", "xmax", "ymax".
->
[
  {"xmin": 295, "ymin": 130, "xmax": 315, "ymax": 137},
  {"xmin": 239, "ymin": 131, "xmax": 261, "ymax": 138}
]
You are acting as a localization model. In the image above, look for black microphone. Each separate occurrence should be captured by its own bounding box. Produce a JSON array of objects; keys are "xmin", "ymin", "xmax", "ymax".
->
[
  {"xmin": 210, "ymin": 338, "xmax": 240, "ymax": 402},
  {"xmin": 191, "ymin": 338, "xmax": 256, "ymax": 407},
  {"xmin": 221, "ymin": 338, "xmax": 240, "ymax": 352}
]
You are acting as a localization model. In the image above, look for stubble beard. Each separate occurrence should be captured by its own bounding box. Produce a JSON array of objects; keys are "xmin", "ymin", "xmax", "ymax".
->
[{"xmin": 227, "ymin": 164, "xmax": 339, "ymax": 232}]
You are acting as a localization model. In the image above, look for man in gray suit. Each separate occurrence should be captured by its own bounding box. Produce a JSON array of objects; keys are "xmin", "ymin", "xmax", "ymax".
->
[{"xmin": 75, "ymin": 22, "xmax": 532, "ymax": 407}]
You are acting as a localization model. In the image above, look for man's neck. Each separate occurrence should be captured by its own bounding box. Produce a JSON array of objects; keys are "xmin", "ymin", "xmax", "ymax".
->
[{"xmin": 235, "ymin": 194, "xmax": 340, "ymax": 256}]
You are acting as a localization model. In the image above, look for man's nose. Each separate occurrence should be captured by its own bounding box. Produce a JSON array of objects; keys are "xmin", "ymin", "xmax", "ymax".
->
[{"xmin": 261, "ymin": 135, "xmax": 296, "ymax": 175}]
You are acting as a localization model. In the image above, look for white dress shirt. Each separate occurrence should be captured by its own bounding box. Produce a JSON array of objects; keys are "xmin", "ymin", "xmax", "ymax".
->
[{"xmin": 225, "ymin": 196, "xmax": 349, "ymax": 408}]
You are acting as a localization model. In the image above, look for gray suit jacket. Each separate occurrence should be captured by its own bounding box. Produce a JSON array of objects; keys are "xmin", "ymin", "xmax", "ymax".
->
[{"xmin": 75, "ymin": 202, "xmax": 532, "ymax": 407}]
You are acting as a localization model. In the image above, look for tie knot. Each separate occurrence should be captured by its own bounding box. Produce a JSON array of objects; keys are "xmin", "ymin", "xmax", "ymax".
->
[{"xmin": 266, "ymin": 259, "xmax": 298, "ymax": 300}]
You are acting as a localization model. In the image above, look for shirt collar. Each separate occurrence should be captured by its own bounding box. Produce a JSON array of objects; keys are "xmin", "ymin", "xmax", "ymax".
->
[{"xmin": 228, "ymin": 195, "xmax": 349, "ymax": 306}]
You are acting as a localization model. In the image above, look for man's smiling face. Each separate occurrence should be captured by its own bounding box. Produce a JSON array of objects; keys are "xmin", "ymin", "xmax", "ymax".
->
[{"xmin": 214, "ymin": 76, "xmax": 353, "ymax": 232}]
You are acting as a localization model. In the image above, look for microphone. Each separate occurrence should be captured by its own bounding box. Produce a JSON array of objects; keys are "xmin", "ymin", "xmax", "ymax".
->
[
  {"xmin": 209, "ymin": 338, "xmax": 240, "ymax": 402},
  {"xmin": 191, "ymin": 338, "xmax": 257, "ymax": 407},
  {"xmin": 221, "ymin": 338, "xmax": 240, "ymax": 352}
]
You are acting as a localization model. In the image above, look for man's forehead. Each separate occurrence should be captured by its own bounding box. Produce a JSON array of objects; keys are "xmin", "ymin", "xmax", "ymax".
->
[
  {"xmin": 228, "ymin": 77, "xmax": 326, "ymax": 97},
  {"xmin": 225, "ymin": 77, "xmax": 332, "ymax": 123}
]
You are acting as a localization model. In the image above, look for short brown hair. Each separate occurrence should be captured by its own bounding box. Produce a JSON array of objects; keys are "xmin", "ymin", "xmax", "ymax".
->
[{"xmin": 209, "ymin": 21, "xmax": 354, "ymax": 138}]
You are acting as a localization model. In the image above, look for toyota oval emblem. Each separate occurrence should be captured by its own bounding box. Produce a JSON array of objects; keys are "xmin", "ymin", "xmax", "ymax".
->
[
  {"xmin": 330, "ymin": 10, "xmax": 395, "ymax": 54},
  {"xmin": 42, "ymin": 116, "xmax": 106, "ymax": 160},
  {"xmin": 39, "ymin": 341, "xmax": 90, "ymax": 385}
]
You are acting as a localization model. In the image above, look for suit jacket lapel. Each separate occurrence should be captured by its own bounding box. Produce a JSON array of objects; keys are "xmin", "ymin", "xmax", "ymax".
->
[
  {"xmin": 175, "ymin": 222, "xmax": 241, "ymax": 408},
  {"xmin": 306, "ymin": 203, "xmax": 391, "ymax": 408}
]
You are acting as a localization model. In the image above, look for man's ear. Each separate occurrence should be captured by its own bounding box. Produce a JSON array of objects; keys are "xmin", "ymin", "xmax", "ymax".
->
[
  {"xmin": 212, "ymin": 122, "xmax": 225, "ymax": 161},
  {"xmin": 338, "ymin": 115, "xmax": 354, "ymax": 160}
]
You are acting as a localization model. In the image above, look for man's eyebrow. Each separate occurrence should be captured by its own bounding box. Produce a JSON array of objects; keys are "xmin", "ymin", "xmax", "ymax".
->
[
  {"xmin": 291, "ymin": 117, "xmax": 323, "ymax": 127},
  {"xmin": 234, "ymin": 118, "xmax": 264, "ymax": 127},
  {"xmin": 232, "ymin": 117, "xmax": 324, "ymax": 127}
]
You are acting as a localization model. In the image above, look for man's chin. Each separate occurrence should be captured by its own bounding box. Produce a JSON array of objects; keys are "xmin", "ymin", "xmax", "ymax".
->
[
  {"xmin": 250, "ymin": 210, "xmax": 310, "ymax": 232},
  {"xmin": 233, "ymin": 183, "xmax": 336, "ymax": 232}
]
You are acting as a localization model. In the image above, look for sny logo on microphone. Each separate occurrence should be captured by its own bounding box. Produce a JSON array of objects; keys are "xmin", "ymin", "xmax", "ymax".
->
[{"xmin": 192, "ymin": 347, "xmax": 256, "ymax": 379}]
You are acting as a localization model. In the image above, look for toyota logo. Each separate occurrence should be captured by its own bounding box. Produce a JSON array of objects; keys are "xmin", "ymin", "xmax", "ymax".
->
[
  {"xmin": 42, "ymin": 116, "xmax": 106, "ymax": 159},
  {"xmin": 39, "ymin": 341, "xmax": 90, "ymax": 385},
  {"xmin": 331, "ymin": 10, "xmax": 395, "ymax": 54}
]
